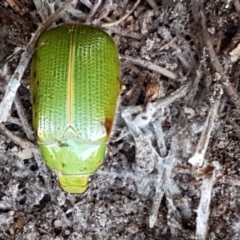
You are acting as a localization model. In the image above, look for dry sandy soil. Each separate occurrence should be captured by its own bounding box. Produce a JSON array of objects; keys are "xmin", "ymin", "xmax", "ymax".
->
[{"xmin": 1, "ymin": 0, "xmax": 240, "ymax": 239}]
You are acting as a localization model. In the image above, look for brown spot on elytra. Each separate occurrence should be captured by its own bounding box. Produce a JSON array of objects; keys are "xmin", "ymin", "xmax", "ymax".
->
[
  {"xmin": 58, "ymin": 141, "xmax": 68, "ymax": 148},
  {"xmin": 118, "ymin": 78, "xmax": 122, "ymax": 93},
  {"xmin": 62, "ymin": 163, "xmax": 66, "ymax": 168},
  {"xmin": 102, "ymin": 117, "xmax": 113, "ymax": 136}
]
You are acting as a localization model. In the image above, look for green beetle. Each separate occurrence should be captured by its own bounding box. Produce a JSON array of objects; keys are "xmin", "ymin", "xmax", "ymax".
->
[{"xmin": 31, "ymin": 24, "xmax": 120, "ymax": 193}]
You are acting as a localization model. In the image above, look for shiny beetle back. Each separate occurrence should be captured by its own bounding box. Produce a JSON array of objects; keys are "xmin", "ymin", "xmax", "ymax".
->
[{"xmin": 31, "ymin": 24, "xmax": 119, "ymax": 193}]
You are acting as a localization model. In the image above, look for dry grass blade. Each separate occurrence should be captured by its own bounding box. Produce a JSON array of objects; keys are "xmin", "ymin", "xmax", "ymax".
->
[{"xmin": 0, "ymin": 0, "xmax": 78, "ymax": 123}]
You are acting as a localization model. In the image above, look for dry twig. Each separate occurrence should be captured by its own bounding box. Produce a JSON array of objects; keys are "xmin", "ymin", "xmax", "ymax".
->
[
  {"xmin": 0, "ymin": 0, "xmax": 78, "ymax": 123},
  {"xmin": 199, "ymin": 5, "xmax": 240, "ymax": 110},
  {"xmin": 223, "ymin": 1, "xmax": 240, "ymax": 54},
  {"xmin": 87, "ymin": 0, "xmax": 102, "ymax": 20},
  {"xmin": 152, "ymin": 81, "xmax": 191, "ymax": 108},
  {"xmin": 186, "ymin": 51, "xmax": 205, "ymax": 104},
  {"xmin": 234, "ymin": 0, "xmax": 240, "ymax": 13},
  {"xmin": 14, "ymin": 93, "xmax": 35, "ymax": 142},
  {"xmin": 149, "ymin": 169, "xmax": 165, "ymax": 228},
  {"xmin": 122, "ymin": 80, "xmax": 191, "ymax": 116},
  {"xmin": 80, "ymin": 0, "xmax": 92, "ymax": 8},
  {"xmin": 5, "ymin": 0, "xmax": 28, "ymax": 13},
  {"xmin": 7, "ymin": 116, "xmax": 22, "ymax": 126},
  {"xmin": 195, "ymin": 165, "xmax": 219, "ymax": 239},
  {"xmin": 102, "ymin": 0, "xmax": 141, "ymax": 27},
  {"xmin": 92, "ymin": 0, "xmax": 113, "ymax": 24},
  {"xmin": 122, "ymin": 56, "xmax": 177, "ymax": 80},
  {"xmin": 188, "ymin": 86, "xmax": 223, "ymax": 166},
  {"xmin": 0, "ymin": 123, "xmax": 36, "ymax": 150},
  {"xmin": 146, "ymin": 0, "xmax": 159, "ymax": 10},
  {"xmin": 32, "ymin": 0, "xmax": 48, "ymax": 22}
]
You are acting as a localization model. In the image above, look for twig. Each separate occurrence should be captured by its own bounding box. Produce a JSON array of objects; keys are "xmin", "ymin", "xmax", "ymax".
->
[
  {"xmin": 121, "ymin": 80, "xmax": 191, "ymax": 117},
  {"xmin": 14, "ymin": 93, "xmax": 35, "ymax": 142},
  {"xmin": 146, "ymin": 0, "xmax": 159, "ymax": 10},
  {"xmin": 223, "ymin": 0, "xmax": 240, "ymax": 55},
  {"xmin": 102, "ymin": 0, "xmax": 141, "ymax": 27},
  {"xmin": 0, "ymin": 0, "xmax": 78, "ymax": 123},
  {"xmin": 224, "ymin": 24, "xmax": 240, "ymax": 55},
  {"xmin": 186, "ymin": 55, "xmax": 204, "ymax": 104},
  {"xmin": 33, "ymin": 0, "xmax": 48, "ymax": 22},
  {"xmin": 149, "ymin": 169, "xmax": 165, "ymax": 228},
  {"xmin": 124, "ymin": 74, "xmax": 145, "ymax": 105},
  {"xmin": 6, "ymin": 0, "xmax": 28, "ymax": 13},
  {"xmin": 188, "ymin": 86, "xmax": 223, "ymax": 167},
  {"xmin": 80, "ymin": 0, "xmax": 92, "ymax": 8},
  {"xmin": 92, "ymin": 0, "xmax": 112, "ymax": 24},
  {"xmin": 234, "ymin": 0, "xmax": 240, "ymax": 14},
  {"xmin": 195, "ymin": 168, "xmax": 217, "ymax": 239},
  {"xmin": 0, "ymin": 123, "xmax": 36, "ymax": 150},
  {"xmin": 122, "ymin": 56, "xmax": 177, "ymax": 80},
  {"xmin": 65, "ymin": 9, "xmax": 87, "ymax": 21},
  {"xmin": 199, "ymin": 6, "xmax": 240, "ymax": 110},
  {"xmin": 7, "ymin": 116, "xmax": 22, "ymax": 126},
  {"xmin": 1, "ymin": 118, "xmax": 46, "ymax": 184},
  {"xmin": 152, "ymin": 80, "xmax": 191, "ymax": 109},
  {"xmin": 87, "ymin": 0, "xmax": 102, "ymax": 20}
]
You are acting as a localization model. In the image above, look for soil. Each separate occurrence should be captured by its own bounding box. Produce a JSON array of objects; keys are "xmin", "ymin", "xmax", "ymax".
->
[{"xmin": 0, "ymin": 0, "xmax": 240, "ymax": 239}]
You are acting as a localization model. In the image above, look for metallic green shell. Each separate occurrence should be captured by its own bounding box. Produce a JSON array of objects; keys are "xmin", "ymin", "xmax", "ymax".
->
[{"xmin": 31, "ymin": 24, "xmax": 119, "ymax": 193}]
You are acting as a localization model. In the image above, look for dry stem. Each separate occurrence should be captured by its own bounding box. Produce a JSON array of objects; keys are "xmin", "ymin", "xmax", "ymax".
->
[
  {"xmin": 200, "ymin": 6, "xmax": 240, "ymax": 110},
  {"xmin": 0, "ymin": 123, "xmax": 36, "ymax": 150},
  {"xmin": 122, "ymin": 56, "xmax": 177, "ymax": 80},
  {"xmin": 14, "ymin": 93, "xmax": 35, "ymax": 142},
  {"xmin": 146, "ymin": 0, "xmax": 159, "ymax": 10},
  {"xmin": 188, "ymin": 87, "xmax": 223, "ymax": 166},
  {"xmin": 196, "ymin": 167, "xmax": 218, "ymax": 239}
]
